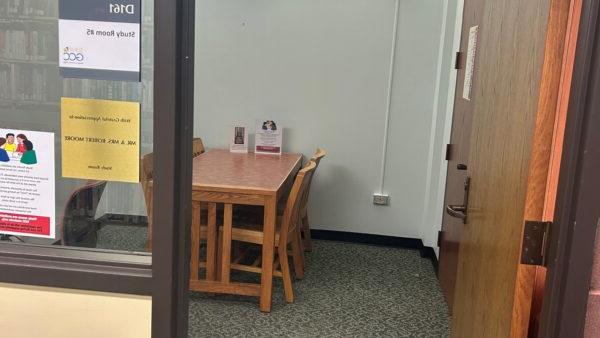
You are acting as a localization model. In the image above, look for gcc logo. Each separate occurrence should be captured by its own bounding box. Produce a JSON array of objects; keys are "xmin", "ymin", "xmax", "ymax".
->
[{"xmin": 62, "ymin": 47, "xmax": 85, "ymax": 64}]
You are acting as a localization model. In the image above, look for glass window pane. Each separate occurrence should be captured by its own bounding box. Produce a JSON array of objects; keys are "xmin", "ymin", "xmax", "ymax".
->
[{"xmin": 0, "ymin": 0, "xmax": 154, "ymax": 254}]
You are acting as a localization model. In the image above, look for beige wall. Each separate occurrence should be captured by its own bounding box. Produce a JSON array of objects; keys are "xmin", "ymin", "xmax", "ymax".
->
[{"xmin": 0, "ymin": 283, "xmax": 151, "ymax": 338}]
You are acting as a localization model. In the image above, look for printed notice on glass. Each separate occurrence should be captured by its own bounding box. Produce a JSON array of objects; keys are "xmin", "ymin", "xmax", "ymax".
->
[
  {"xmin": 462, "ymin": 25, "xmax": 479, "ymax": 101},
  {"xmin": 0, "ymin": 129, "xmax": 56, "ymax": 238},
  {"xmin": 61, "ymin": 98, "xmax": 140, "ymax": 183},
  {"xmin": 255, "ymin": 120, "xmax": 282, "ymax": 155},
  {"xmin": 59, "ymin": 0, "xmax": 141, "ymax": 81}
]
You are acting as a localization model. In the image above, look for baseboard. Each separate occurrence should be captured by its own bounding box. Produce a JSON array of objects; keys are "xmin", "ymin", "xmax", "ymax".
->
[
  {"xmin": 310, "ymin": 229, "xmax": 423, "ymax": 249},
  {"xmin": 419, "ymin": 246, "xmax": 439, "ymax": 275},
  {"xmin": 310, "ymin": 229, "xmax": 439, "ymax": 273}
]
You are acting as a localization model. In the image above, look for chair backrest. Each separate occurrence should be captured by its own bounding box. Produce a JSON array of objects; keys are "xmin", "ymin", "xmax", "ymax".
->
[
  {"xmin": 299, "ymin": 148, "xmax": 326, "ymax": 214},
  {"xmin": 140, "ymin": 151, "xmax": 154, "ymax": 217},
  {"xmin": 193, "ymin": 137, "xmax": 205, "ymax": 158},
  {"xmin": 60, "ymin": 180, "xmax": 108, "ymax": 247},
  {"xmin": 279, "ymin": 161, "xmax": 317, "ymax": 247},
  {"xmin": 311, "ymin": 148, "xmax": 327, "ymax": 164},
  {"xmin": 140, "ymin": 138, "xmax": 204, "ymax": 251},
  {"xmin": 141, "ymin": 138, "xmax": 203, "ymax": 188},
  {"xmin": 140, "ymin": 152, "xmax": 154, "ymax": 183}
]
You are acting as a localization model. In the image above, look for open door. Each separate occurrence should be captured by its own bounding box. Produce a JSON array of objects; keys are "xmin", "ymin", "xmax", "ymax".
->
[
  {"xmin": 438, "ymin": 0, "xmax": 484, "ymax": 309},
  {"xmin": 448, "ymin": 0, "xmax": 581, "ymax": 336}
]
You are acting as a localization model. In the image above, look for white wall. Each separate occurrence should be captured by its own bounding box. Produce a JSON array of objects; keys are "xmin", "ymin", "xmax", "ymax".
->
[{"xmin": 194, "ymin": 0, "xmax": 457, "ymax": 244}]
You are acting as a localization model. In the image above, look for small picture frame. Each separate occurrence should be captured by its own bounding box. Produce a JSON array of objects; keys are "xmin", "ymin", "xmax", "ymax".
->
[
  {"xmin": 255, "ymin": 119, "xmax": 282, "ymax": 155},
  {"xmin": 230, "ymin": 124, "xmax": 248, "ymax": 153}
]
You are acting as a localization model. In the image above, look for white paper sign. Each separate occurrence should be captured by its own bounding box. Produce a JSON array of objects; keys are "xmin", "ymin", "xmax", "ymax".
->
[
  {"xmin": 462, "ymin": 25, "xmax": 479, "ymax": 101},
  {"xmin": 0, "ymin": 129, "xmax": 56, "ymax": 238},
  {"xmin": 230, "ymin": 124, "xmax": 249, "ymax": 153},
  {"xmin": 255, "ymin": 120, "xmax": 282, "ymax": 155},
  {"xmin": 59, "ymin": 0, "xmax": 141, "ymax": 82}
]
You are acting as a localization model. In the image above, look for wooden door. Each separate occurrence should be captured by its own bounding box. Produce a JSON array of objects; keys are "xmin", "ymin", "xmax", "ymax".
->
[
  {"xmin": 438, "ymin": 0, "xmax": 485, "ymax": 309},
  {"xmin": 450, "ymin": 0, "xmax": 562, "ymax": 337}
]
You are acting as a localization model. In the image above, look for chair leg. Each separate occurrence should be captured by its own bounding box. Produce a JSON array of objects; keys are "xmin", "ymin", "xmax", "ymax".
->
[
  {"xmin": 291, "ymin": 229, "xmax": 305, "ymax": 279},
  {"xmin": 278, "ymin": 245, "xmax": 294, "ymax": 303},
  {"xmin": 301, "ymin": 215, "xmax": 312, "ymax": 252}
]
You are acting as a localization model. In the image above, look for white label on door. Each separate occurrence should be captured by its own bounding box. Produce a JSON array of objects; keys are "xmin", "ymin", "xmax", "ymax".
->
[{"xmin": 462, "ymin": 25, "xmax": 479, "ymax": 101}]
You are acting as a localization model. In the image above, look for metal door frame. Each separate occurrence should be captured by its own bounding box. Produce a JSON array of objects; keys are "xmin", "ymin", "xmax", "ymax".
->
[{"xmin": 539, "ymin": 0, "xmax": 600, "ymax": 336}]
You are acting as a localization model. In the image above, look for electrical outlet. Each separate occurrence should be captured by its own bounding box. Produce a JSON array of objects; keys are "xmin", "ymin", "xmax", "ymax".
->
[{"xmin": 373, "ymin": 194, "xmax": 390, "ymax": 206}]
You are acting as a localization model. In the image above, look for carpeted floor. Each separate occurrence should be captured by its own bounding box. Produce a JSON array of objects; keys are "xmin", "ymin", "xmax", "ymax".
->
[{"xmin": 97, "ymin": 225, "xmax": 451, "ymax": 337}]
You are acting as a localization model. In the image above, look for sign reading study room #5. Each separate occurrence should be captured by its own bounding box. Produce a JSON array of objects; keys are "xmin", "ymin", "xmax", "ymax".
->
[{"xmin": 59, "ymin": 0, "xmax": 141, "ymax": 82}]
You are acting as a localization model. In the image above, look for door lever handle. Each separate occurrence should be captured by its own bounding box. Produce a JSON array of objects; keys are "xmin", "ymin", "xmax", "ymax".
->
[
  {"xmin": 445, "ymin": 177, "xmax": 471, "ymax": 224},
  {"xmin": 446, "ymin": 204, "xmax": 467, "ymax": 220}
]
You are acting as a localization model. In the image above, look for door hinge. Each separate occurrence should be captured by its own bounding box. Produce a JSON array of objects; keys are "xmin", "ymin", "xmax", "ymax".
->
[
  {"xmin": 437, "ymin": 230, "xmax": 443, "ymax": 247},
  {"xmin": 455, "ymin": 51, "xmax": 462, "ymax": 70},
  {"xmin": 445, "ymin": 144, "xmax": 453, "ymax": 161},
  {"xmin": 521, "ymin": 221, "xmax": 552, "ymax": 266}
]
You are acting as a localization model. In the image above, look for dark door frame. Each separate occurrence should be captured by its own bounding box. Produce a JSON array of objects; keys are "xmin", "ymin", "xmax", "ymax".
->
[
  {"xmin": 0, "ymin": 0, "xmax": 195, "ymax": 336},
  {"xmin": 152, "ymin": 0, "xmax": 195, "ymax": 335},
  {"xmin": 539, "ymin": 0, "xmax": 600, "ymax": 336}
]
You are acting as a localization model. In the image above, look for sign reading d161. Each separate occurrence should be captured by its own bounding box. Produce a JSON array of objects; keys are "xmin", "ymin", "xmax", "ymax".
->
[{"xmin": 59, "ymin": 0, "xmax": 141, "ymax": 82}]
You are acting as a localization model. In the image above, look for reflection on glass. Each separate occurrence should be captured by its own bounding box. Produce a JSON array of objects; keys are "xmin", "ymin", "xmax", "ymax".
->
[{"xmin": 0, "ymin": 0, "xmax": 154, "ymax": 253}]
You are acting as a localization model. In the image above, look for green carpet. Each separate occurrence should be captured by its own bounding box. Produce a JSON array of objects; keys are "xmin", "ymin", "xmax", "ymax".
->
[
  {"xmin": 188, "ymin": 241, "xmax": 450, "ymax": 337},
  {"xmin": 96, "ymin": 225, "xmax": 451, "ymax": 337}
]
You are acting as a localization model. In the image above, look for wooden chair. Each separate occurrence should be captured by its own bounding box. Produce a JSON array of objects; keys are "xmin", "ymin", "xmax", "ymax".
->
[
  {"xmin": 234, "ymin": 148, "xmax": 326, "ymax": 251},
  {"xmin": 140, "ymin": 152, "xmax": 154, "ymax": 250},
  {"xmin": 299, "ymin": 148, "xmax": 326, "ymax": 251},
  {"xmin": 142, "ymin": 137, "xmax": 206, "ymax": 251},
  {"xmin": 223, "ymin": 161, "xmax": 317, "ymax": 303},
  {"xmin": 60, "ymin": 180, "xmax": 108, "ymax": 247},
  {"xmin": 193, "ymin": 137, "xmax": 205, "ymax": 157}
]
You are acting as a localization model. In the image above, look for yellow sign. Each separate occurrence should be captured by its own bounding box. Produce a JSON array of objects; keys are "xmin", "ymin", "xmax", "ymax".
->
[{"xmin": 61, "ymin": 97, "xmax": 140, "ymax": 183}]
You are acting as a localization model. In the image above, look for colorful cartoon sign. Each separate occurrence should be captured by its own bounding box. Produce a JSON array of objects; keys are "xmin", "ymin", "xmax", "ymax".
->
[
  {"xmin": 61, "ymin": 97, "xmax": 140, "ymax": 183},
  {"xmin": 0, "ymin": 129, "xmax": 56, "ymax": 238}
]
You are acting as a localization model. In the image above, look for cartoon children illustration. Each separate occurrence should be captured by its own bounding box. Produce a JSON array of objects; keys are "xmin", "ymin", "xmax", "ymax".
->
[
  {"xmin": 15, "ymin": 134, "xmax": 27, "ymax": 155},
  {"xmin": 3, "ymin": 133, "xmax": 16, "ymax": 153},
  {"xmin": 0, "ymin": 138, "xmax": 9, "ymax": 162},
  {"xmin": 20, "ymin": 140, "xmax": 37, "ymax": 165}
]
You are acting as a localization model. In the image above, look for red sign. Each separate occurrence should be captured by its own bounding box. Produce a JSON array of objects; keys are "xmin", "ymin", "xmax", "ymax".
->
[
  {"xmin": 0, "ymin": 212, "xmax": 51, "ymax": 236},
  {"xmin": 256, "ymin": 145, "xmax": 281, "ymax": 153}
]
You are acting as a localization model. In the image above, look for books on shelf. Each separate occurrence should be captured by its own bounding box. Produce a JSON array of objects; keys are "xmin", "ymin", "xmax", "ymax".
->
[
  {"xmin": 0, "ymin": 63, "xmax": 58, "ymax": 102},
  {"xmin": 0, "ymin": 0, "xmax": 58, "ymax": 18},
  {"xmin": 0, "ymin": 29, "xmax": 57, "ymax": 61}
]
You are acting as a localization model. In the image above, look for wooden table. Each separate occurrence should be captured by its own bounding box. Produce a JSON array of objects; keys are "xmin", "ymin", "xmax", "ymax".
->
[{"xmin": 189, "ymin": 149, "xmax": 302, "ymax": 312}]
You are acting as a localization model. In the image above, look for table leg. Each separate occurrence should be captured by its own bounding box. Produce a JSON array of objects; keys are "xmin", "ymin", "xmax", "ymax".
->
[
  {"xmin": 260, "ymin": 196, "xmax": 277, "ymax": 312},
  {"xmin": 190, "ymin": 201, "xmax": 201, "ymax": 282},
  {"xmin": 220, "ymin": 204, "xmax": 233, "ymax": 283},
  {"xmin": 206, "ymin": 203, "xmax": 218, "ymax": 281}
]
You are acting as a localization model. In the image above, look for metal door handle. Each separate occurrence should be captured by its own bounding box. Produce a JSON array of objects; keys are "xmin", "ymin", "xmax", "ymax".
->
[
  {"xmin": 445, "ymin": 177, "xmax": 471, "ymax": 224},
  {"xmin": 446, "ymin": 205, "xmax": 467, "ymax": 220}
]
